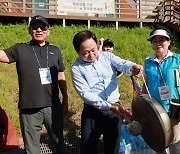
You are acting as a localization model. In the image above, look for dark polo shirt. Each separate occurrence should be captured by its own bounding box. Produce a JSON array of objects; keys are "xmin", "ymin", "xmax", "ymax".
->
[{"xmin": 4, "ymin": 40, "xmax": 65, "ymax": 109}]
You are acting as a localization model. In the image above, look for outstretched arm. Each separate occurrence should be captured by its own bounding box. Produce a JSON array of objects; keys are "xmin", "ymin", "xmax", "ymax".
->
[
  {"xmin": 99, "ymin": 38, "xmax": 104, "ymax": 51},
  {"xmin": 0, "ymin": 50, "xmax": 10, "ymax": 63}
]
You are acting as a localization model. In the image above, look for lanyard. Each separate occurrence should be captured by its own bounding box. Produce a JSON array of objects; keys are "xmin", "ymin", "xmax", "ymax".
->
[
  {"xmin": 157, "ymin": 64, "xmax": 167, "ymax": 86},
  {"xmin": 31, "ymin": 45, "xmax": 49, "ymax": 69}
]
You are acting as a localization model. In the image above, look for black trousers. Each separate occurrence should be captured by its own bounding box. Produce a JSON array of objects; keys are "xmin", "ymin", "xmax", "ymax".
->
[{"xmin": 80, "ymin": 104, "xmax": 122, "ymax": 154}]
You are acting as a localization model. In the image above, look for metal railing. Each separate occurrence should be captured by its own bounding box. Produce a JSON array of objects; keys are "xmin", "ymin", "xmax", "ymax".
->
[
  {"xmin": 1, "ymin": 0, "xmax": 179, "ymax": 25},
  {"xmin": 0, "ymin": 0, "xmax": 164, "ymax": 22},
  {"xmin": 155, "ymin": 0, "xmax": 180, "ymax": 24},
  {"xmin": 165, "ymin": 0, "xmax": 180, "ymax": 24}
]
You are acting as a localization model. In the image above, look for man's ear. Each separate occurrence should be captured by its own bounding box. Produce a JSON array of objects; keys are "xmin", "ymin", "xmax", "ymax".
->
[{"xmin": 47, "ymin": 29, "xmax": 50, "ymax": 36}]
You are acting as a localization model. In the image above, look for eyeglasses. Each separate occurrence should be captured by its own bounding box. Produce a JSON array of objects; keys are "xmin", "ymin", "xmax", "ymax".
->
[
  {"xmin": 151, "ymin": 39, "xmax": 167, "ymax": 45},
  {"xmin": 31, "ymin": 25, "xmax": 48, "ymax": 31}
]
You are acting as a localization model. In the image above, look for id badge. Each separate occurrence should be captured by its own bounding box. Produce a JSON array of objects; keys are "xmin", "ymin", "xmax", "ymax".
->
[
  {"xmin": 158, "ymin": 85, "xmax": 171, "ymax": 100},
  {"xmin": 175, "ymin": 69, "xmax": 180, "ymax": 86},
  {"xmin": 39, "ymin": 68, "xmax": 52, "ymax": 84}
]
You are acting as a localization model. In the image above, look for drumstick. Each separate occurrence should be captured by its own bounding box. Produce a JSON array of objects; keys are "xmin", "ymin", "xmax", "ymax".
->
[
  {"xmin": 142, "ymin": 74, "xmax": 152, "ymax": 99},
  {"xmin": 122, "ymin": 112, "xmax": 143, "ymax": 136},
  {"xmin": 122, "ymin": 112, "xmax": 132, "ymax": 123}
]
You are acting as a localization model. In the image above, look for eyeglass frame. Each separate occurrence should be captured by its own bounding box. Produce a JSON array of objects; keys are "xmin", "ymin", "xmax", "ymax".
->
[
  {"xmin": 31, "ymin": 24, "xmax": 49, "ymax": 31},
  {"xmin": 151, "ymin": 38, "xmax": 169, "ymax": 45}
]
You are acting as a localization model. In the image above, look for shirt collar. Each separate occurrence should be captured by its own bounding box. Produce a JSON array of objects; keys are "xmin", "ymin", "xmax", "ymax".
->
[
  {"xmin": 149, "ymin": 50, "xmax": 173, "ymax": 62},
  {"xmin": 77, "ymin": 50, "xmax": 100, "ymax": 64},
  {"xmin": 30, "ymin": 40, "xmax": 49, "ymax": 46}
]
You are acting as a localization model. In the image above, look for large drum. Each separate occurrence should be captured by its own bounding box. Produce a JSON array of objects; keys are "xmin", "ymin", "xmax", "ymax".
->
[{"xmin": 132, "ymin": 94, "xmax": 173, "ymax": 152}]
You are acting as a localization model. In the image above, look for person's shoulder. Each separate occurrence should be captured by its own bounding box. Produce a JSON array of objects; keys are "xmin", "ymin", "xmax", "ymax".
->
[
  {"xmin": 100, "ymin": 50, "xmax": 111, "ymax": 55},
  {"xmin": 145, "ymin": 54, "xmax": 155, "ymax": 60},
  {"xmin": 48, "ymin": 43, "xmax": 59, "ymax": 49},
  {"xmin": 11, "ymin": 42, "xmax": 30, "ymax": 48},
  {"xmin": 16, "ymin": 42, "xmax": 30, "ymax": 45},
  {"xmin": 48, "ymin": 43, "xmax": 61, "ymax": 53},
  {"xmin": 71, "ymin": 59, "xmax": 81, "ymax": 72},
  {"xmin": 144, "ymin": 54, "xmax": 155, "ymax": 64},
  {"xmin": 99, "ymin": 51, "xmax": 119, "ymax": 62},
  {"xmin": 99, "ymin": 50, "xmax": 113, "ymax": 57},
  {"xmin": 172, "ymin": 53, "xmax": 180, "ymax": 59},
  {"xmin": 72, "ymin": 58, "xmax": 82, "ymax": 66}
]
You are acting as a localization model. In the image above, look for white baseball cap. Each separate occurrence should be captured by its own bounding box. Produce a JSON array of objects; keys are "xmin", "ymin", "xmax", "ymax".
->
[{"xmin": 147, "ymin": 29, "xmax": 170, "ymax": 41}]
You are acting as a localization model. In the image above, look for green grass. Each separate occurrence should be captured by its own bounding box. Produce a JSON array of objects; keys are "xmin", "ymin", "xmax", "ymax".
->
[{"xmin": 0, "ymin": 23, "xmax": 180, "ymax": 138}]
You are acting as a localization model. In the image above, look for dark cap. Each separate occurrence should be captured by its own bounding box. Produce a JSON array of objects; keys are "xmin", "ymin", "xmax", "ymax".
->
[
  {"xmin": 102, "ymin": 39, "xmax": 114, "ymax": 48},
  {"xmin": 30, "ymin": 15, "xmax": 49, "ymax": 27}
]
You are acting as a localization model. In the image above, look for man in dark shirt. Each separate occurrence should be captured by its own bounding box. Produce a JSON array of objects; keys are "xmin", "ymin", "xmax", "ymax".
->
[{"xmin": 0, "ymin": 15, "xmax": 68, "ymax": 154}]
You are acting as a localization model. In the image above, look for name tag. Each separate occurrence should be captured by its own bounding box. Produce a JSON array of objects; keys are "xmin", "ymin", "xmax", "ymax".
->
[
  {"xmin": 39, "ymin": 68, "xmax": 52, "ymax": 85},
  {"xmin": 158, "ymin": 85, "xmax": 171, "ymax": 100},
  {"xmin": 175, "ymin": 69, "xmax": 180, "ymax": 86}
]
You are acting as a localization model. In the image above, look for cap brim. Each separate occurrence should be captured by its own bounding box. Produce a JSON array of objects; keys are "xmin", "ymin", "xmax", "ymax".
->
[
  {"xmin": 30, "ymin": 16, "xmax": 49, "ymax": 27},
  {"xmin": 30, "ymin": 20, "xmax": 49, "ymax": 26},
  {"xmin": 147, "ymin": 30, "xmax": 170, "ymax": 41}
]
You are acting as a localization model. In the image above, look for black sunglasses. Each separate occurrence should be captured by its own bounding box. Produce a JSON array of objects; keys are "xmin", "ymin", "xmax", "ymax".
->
[{"xmin": 31, "ymin": 25, "xmax": 48, "ymax": 31}]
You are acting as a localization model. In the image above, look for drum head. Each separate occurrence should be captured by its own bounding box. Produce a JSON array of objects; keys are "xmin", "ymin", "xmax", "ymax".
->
[{"xmin": 132, "ymin": 94, "xmax": 173, "ymax": 152}]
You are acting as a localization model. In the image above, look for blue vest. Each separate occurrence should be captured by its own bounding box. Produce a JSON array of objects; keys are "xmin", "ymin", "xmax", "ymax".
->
[{"xmin": 144, "ymin": 53, "xmax": 180, "ymax": 112}]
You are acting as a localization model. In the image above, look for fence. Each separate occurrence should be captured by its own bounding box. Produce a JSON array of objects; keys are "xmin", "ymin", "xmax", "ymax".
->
[
  {"xmin": 0, "ymin": 0, "xmax": 180, "ymax": 28},
  {"xmin": 0, "ymin": 0, "xmax": 163, "ymax": 22}
]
